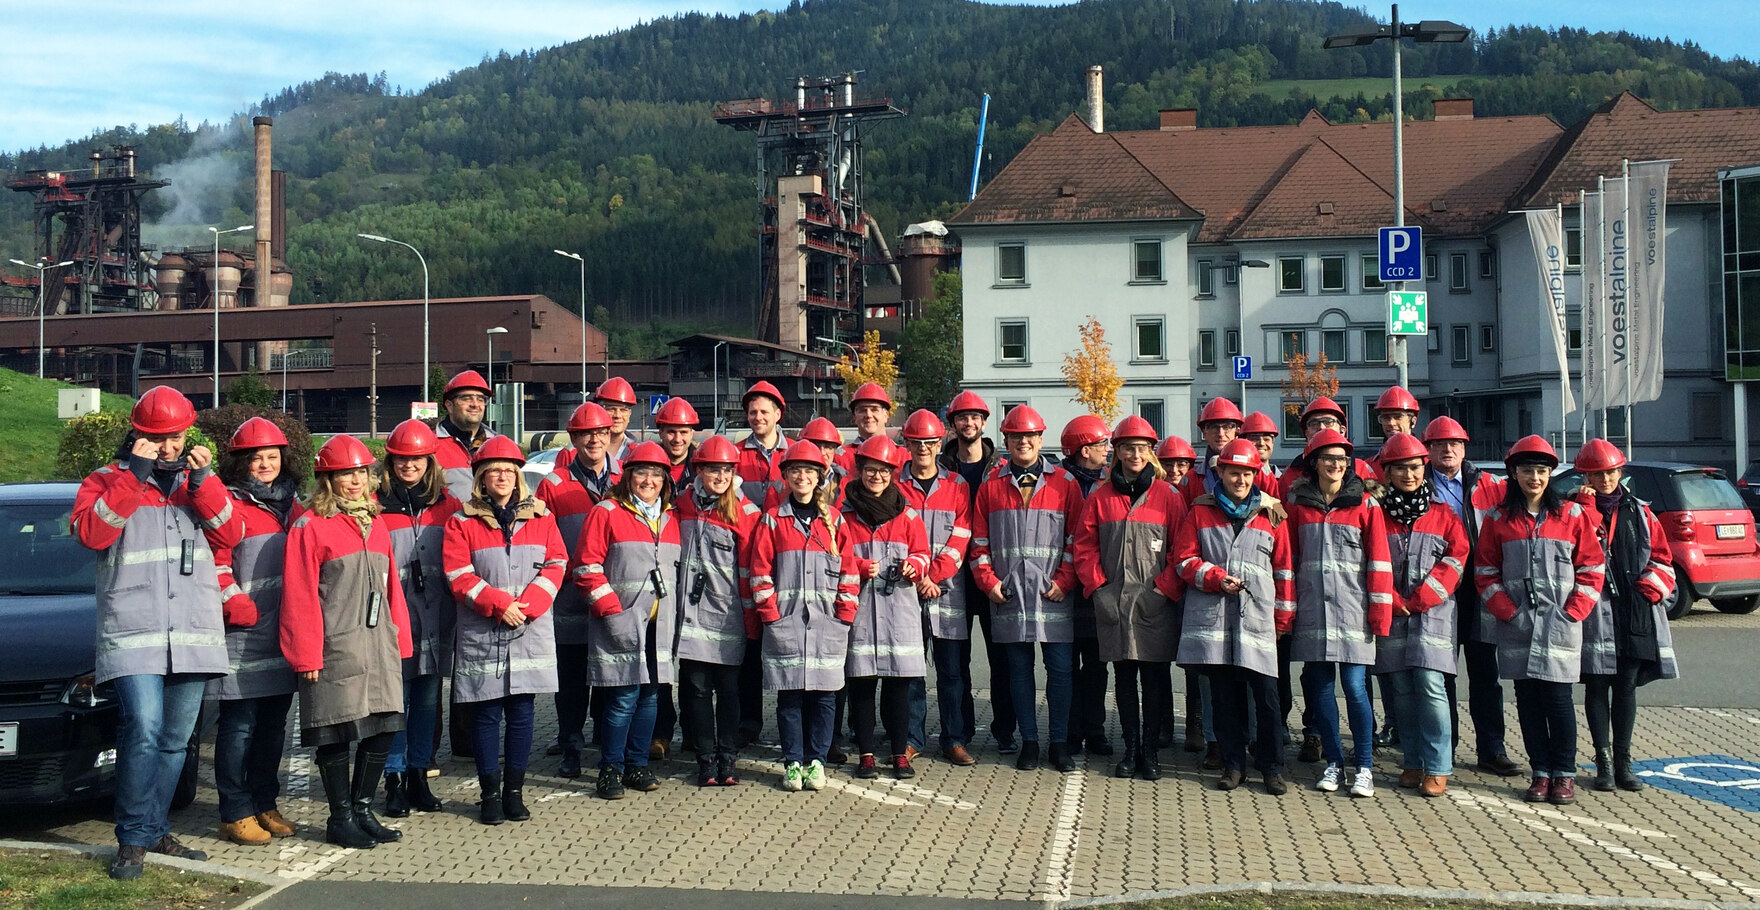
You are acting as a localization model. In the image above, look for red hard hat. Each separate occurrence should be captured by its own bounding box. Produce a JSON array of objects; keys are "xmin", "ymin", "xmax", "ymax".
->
[
  {"xmin": 1574, "ymin": 438, "xmax": 1628, "ymax": 473},
  {"xmin": 1000, "ymin": 405, "xmax": 1047, "ymax": 435},
  {"xmin": 1376, "ymin": 432, "xmax": 1429, "ymax": 467},
  {"xmin": 1505, "ymin": 435, "xmax": 1560, "ymax": 468},
  {"xmin": 594, "ymin": 377, "xmax": 637, "ymax": 406},
  {"xmin": 567, "ymin": 401, "xmax": 613, "ymax": 432},
  {"xmin": 1300, "ymin": 396, "xmax": 1346, "ymax": 425},
  {"xmin": 780, "ymin": 439, "xmax": 829, "ymax": 470},
  {"xmin": 1241, "ymin": 411, "xmax": 1280, "ymax": 437},
  {"xmin": 1302, "ymin": 427, "xmax": 1354, "ymax": 460},
  {"xmin": 856, "ymin": 435, "xmax": 908, "ymax": 470},
  {"xmin": 1376, "ymin": 386, "xmax": 1421, "ymax": 413},
  {"xmin": 1060, "ymin": 414, "xmax": 1108, "ymax": 453},
  {"xmin": 798, "ymin": 417, "xmax": 843, "ymax": 446},
  {"xmin": 229, "ymin": 416, "xmax": 287, "ymax": 450},
  {"xmin": 1111, "ymin": 415, "xmax": 1158, "ymax": 446},
  {"xmin": 655, "ymin": 397, "xmax": 699, "ymax": 427},
  {"xmin": 472, "ymin": 435, "xmax": 526, "ymax": 467},
  {"xmin": 1421, "ymin": 416, "xmax": 1470, "ymax": 444},
  {"xmin": 443, "ymin": 370, "xmax": 491, "ymax": 401},
  {"xmin": 850, "ymin": 382, "xmax": 893, "ymax": 411},
  {"xmin": 622, "ymin": 441, "xmax": 670, "ymax": 471},
  {"xmin": 1197, "ymin": 397, "xmax": 1244, "ymax": 426},
  {"xmin": 1215, "ymin": 438, "xmax": 1264, "ymax": 472},
  {"xmin": 315, "ymin": 434, "xmax": 376, "ymax": 473},
  {"xmin": 692, "ymin": 434, "xmax": 740, "ymax": 465},
  {"xmin": 902, "ymin": 408, "xmax": 946, "ymax": 440},
  {"xmin": 130, "ymin": 386, "xmax": 197, "ymax": 435},
  {"xmin": 742, "ymin": 380, "xmax": 785, "ymax": 410},
  {"xmin": 385, "ymin": 418, "xmax": 439, "ymax": 457},
  {"xmin": 1157, "ymin": 435, "xmax": 1198, "ymax": 462},
  {"xmin": 947, "ymin": 390, "xmax": 990, "ymax": 418}
]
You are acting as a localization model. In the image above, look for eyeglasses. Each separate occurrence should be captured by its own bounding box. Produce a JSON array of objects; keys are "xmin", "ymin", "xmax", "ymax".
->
[
  {"xmin": 783, "ymin": 465, "xmax": 821, "ymax": 477},
  {"xmin": 451, "ymin": 394, "xmax": 487, "ymax": 404},
  {"xmin": 698, "ymin": 464, "xmax": 735, "ymax": 475},
  {"xmin": 569, "ymin": 428, "xmax": 611, "ymax": 439},
  {"xmin": 629, "ymin": 467, "xmax": 667, "ymax": 480},
  {"xmin": 1312, "ymin": 454, "xmax": 1351, "ymax": 466},
  {"xmin": 483, "ymin": 466, "xmax": 520, "ymax": 476},
  {"xmin": 860, "ymin": 464, "xmax": 894, "ymax": 475},
  {"xmin": 1115, "ymin": 442, "xmax": 1153, "ymax": 456},
  {"xmin": 906, "ymin": 438, "xmax": 940, "ymax": 449},
  {"xmin": 1306, "ymin": 417, "xmax": 1343, "ymax": 430}
]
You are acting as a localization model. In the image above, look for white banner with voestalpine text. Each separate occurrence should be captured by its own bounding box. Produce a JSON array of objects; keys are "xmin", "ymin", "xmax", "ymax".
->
[
  {"xmin": 1595, "ymin": 177, "xmax": 1631, "ymax": 409},
  {"xmin": 1524, "ymin": 207, "xmax": 1575, "ymax": 414},
  {"xmin": 1582, "ymin": 190, "xmax": 1605, "ymax": 411},
  {"xmin": 1626, "ymin": 159, "xmax": 1671, "ymax": 404}
]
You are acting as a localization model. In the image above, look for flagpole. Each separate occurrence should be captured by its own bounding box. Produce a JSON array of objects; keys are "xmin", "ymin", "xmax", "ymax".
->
[
  {"xmin": 1577, "ymin": 190, "xmax": 1588, "ymax": 451},
  {"xmin": 1598, "ymin": 175, "xmax": 1609, "ymax": 440},
  {"xmin": 1623, "ymin": 159, "xmax": 1634, "ymax": 459}
]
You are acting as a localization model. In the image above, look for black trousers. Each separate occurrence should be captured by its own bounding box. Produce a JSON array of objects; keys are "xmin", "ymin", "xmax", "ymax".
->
[
  {"xmin": 1211, "ymin": 666, "xmax": 1285, "ymax": 776},
  {"xmin": 849, "ymin": 676, "xmax": 911, "ymax": 757},
  {"xmin": 1514, "ymin": 678, "xmax": 1578, "ymax": 778},
  {"xmin": 737, "ymin": 640, "xmax": 764, "ymax": 740},
  {"xmin": 681, "ymin": 659, "xmax": 741, "ymax": 760},
  {"xmin": 1584, "ymin": 657, "xmax": 1644, "ymax": 754},
  {"xmin": 1447, "ymin": 640, "xmax": 1507, "ymax": 757},
  {"xmin": 1068, "ymin": 635, "xmax": 1108, "ymax": 746},
  {"xmin": 653, "ymin": 684, "xmax": 677, "ymax": 745},
  {"xmin": 554, "ymin": 642, "xmax": 591, "ymax": 754},
  {"xmin": 969, "ymin": 600, "xmax": 1017, "ymax": 740},
  {"xmin": 1114, "ymin": 660, "xmax": 1170, "ymax": 750}
]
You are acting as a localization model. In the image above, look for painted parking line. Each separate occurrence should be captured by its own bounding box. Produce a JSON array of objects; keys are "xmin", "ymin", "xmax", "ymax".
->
[{"xmin": 1632, "ymin": 755, "xmax": 1760, "ymax": 811}]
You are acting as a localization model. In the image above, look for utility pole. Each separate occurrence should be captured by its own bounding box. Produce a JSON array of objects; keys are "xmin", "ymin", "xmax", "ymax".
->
[{"xmin": 369, "ymin": 322, "xmax": 380, "ymax": 438}]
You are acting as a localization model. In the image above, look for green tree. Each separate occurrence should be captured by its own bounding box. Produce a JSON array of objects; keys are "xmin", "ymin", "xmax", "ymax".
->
[
  {"xmin": 898, "ymin": 269, "xmax": 964, "ymax": 415},
  {"xmin": 427, "ymin": 366, "xmax": 447, "ymax": 402},
  {"xmin": 227, "ymin": 367, "xmax": 277, "ymax": 408}
]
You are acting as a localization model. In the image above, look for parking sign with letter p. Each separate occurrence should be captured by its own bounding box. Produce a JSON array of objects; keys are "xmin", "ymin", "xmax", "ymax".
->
[{"xmin": 1378, "ymin": 226, "xmax": 1424, "ymax": 282}]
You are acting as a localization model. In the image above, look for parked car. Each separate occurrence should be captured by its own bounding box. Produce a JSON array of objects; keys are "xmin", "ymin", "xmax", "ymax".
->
[
  {"xmin": 0, "ymin": 482, "xmax": 199, "ymax": 807},
  {"xmin": 1553, "ymin": 462, "xmax": 1760, "ymax": 619},
  {"xmin": 522, "ymin": 446, "xmax": 564, "ymax": 488},
  {"xmin": 1733, "ymin": 462, "xmax": 1760, "ymax": 522}
]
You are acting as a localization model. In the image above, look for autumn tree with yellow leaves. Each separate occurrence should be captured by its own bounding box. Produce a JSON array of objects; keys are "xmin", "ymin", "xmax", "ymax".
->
[
  {"xmin": 1062, "ymin": 315, "xmax": 1123, "ymax": 423},
  {"xmin": 1280, "ymin": 350, "xmax": 1340, "ymax": 418},
  {"xmin": 834, "ymin": 330, "xmax": 900, "ymax": 407}
]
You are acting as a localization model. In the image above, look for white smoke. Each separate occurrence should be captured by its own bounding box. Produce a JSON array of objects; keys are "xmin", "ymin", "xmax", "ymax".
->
[{"xmin": 142, "ymin": 118, "xmax": 249, "ymax": 249}]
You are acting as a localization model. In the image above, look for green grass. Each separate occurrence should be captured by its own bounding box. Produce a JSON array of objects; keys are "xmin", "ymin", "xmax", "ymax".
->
[
  {"xmin": 0, "ymin": 847, "xmax": 266, "ymax": 910},
  {"xmin": 1117, "ymin": 896, "xmax": 1565, "ymax": 910},
  {"xmin": 0, "ymin": 368, "xmax": 135, "ymax": 483},
  {"xmin": 1257, "ymin": 76, "xmax": 1469, "ymax": 102}
]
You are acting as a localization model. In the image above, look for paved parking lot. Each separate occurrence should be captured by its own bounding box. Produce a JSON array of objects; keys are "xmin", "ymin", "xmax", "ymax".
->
[{"xmin": 11, "ymin": 604, "xmax": 1760, "ymax": 904}]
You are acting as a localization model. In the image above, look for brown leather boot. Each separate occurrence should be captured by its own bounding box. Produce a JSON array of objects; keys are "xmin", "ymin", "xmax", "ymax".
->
[
  {"xmin": 1420, "ymin": 774, "xmax": 1448, "ymax": 797},
  {"xmin": 221, "ymin": 815, "xmax": 271, "ymax": 845}
]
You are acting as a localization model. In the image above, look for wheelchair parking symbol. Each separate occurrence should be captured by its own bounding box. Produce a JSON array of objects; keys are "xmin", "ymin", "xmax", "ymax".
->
[{"xmin": 1628, "ymin": 755, "xmax": 1760, "ymax": 811}]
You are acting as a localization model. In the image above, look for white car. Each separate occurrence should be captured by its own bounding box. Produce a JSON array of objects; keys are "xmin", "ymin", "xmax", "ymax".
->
[{"xmin": 522, "ymin": 446, "xmax": 564, "ymax": 489}]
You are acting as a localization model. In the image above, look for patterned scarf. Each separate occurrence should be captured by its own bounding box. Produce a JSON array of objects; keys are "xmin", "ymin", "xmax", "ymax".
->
[
  {"xmin": 1382, "ymin": 478, "xmax": 1433, "ymax": 528},
  {"xmin": 337, "ymin": 496, "xmax": 378, "ymax": 539}
]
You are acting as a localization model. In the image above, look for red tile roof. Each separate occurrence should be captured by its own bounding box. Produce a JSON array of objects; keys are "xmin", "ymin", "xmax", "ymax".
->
[
  {"xmin": 1522, "ymin": 92, "xmax": 1760, "ymax": 206},
  {"xmin": 952, "ymin": 114, "xmax": 1198, "ymax": 224}
]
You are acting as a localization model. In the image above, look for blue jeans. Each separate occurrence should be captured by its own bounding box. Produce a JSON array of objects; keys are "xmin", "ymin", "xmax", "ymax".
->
[
  {"xmin": 777, "ymin": 690, "xmax": 836, "ymax": 764},
  {"xmin": 1300, "ymin": 661, "xmax": 1374, "ymax": 768},
  {"xmin": 933, "ymin": 636, "xmax": 972, "ymax": 749},
  {"xmin": 472, "ymin": 693, "xmax": 536, "ymax": 775},
  {"xmin": 112, "ymin": 673, "xmax": 206, "ymax": 847},
  {"xmin": 386, "ymin": 673, "xmax": 442, "ymax": 773},
  {"xmin": 598, "ymin": 683, "xmax": 657, "ymax": 769},
  {"xmin": 1197, "ymin": 672, "xmax": 1217, "ymax": 742},
  {"xmin": 1004, "ymin": 641, "xmax": 1071, "ymax": 745},
  {"xmin": 213, "ymin": 692, "xmax": 293, "ymax": 824},
  {"xmin": 1386, "ymin": 668, "xmax": 1453, "ymax": 776}
]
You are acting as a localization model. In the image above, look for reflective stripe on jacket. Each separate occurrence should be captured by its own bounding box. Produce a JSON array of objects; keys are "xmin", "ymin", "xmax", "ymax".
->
[
  {"xmin": 900, "ymin": 468, "xmax": 973, "ymax": 640},
  {"xmin": 750, "ymin": 499, "xmax": 859, "ymax": 691},
  {"xmin": 1165, "ymin": 493, "xmax": 1295, "ymax": 677},
  {"xmin": 444, "ymin": 497, "xmax": 566, "ymax": 701},
  {"xmin": 574, "ymin": 498, "xmax": 682, "ymax": 687},
  {"xmin": 1473, "ymin": 501, "xmax": 1606, "ymax": 683},
  {"xmin": 380, "ymin": 494, "xmax": 461, "ymax": 678},
  {"xmin": 841, "ymin": 501, "xmax": 931, "ymax": 678},
  {"xmin": 1285, "ymin": 480, "xmax": 1395, "ymax": 665},
  {"xmin": 434, "ymin": 424, "xmax": 498, "ymax": 502},
  {"xmin": 736, "ymin": 436, "xmax": 787, "ymax": 505},
  {"xmin": 209, "ymin": 490, "xmax": 301, "ymax": 699},
  {"xmin": 1074, "ymin": 478, "xmax": 1187, "ymax": 663},
  {"xmin": 1374, "ymin": 504, "xmax": 1469, "ymax": 675},
  {"xmin": 1433, "ymin": 464, "xmax": 1506, "ymax": 644},
  {"xmin": 673, "ymin": 492, "xmax": 761, "ymax": 666},
  {"xmin": 1573, "ymin": 491, "xmax": 1678, "ymax": 681},
  {"xmin": 537, "ymin": 464, "xmax": 617, "ymax": 646},
  {"xmin": 968, "ymin": 460, "xmax": 1081, "ymax": 644}
]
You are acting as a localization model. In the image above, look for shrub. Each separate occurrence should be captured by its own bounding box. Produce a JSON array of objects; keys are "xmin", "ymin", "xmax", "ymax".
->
[
  {"xmin": 196, "ymin": 405, "xmax": 316, "ymax": 487},
  {"xmin": 227, "ymin": 368, "xmax": 277, "ymax": 408},
  {"xmin": 56, "ymin": 411, "xmax": 132, "ymax": 479}
]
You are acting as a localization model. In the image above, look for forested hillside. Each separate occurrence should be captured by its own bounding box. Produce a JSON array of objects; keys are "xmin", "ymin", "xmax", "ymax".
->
[{"xmin": 2, "ymin": 0, "xmax": 1754, "ymax": 354}]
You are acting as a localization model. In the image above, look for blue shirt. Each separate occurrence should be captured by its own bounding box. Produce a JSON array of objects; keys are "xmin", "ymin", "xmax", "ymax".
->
[{"xmin": 1432, "ymin": 469, "xmax": 1466, "ymax": 519}]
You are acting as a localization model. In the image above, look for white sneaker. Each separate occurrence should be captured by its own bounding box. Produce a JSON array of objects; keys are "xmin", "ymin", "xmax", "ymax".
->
[
  {"xmin": 1316, "ymin": 763, "xmax": 1341, "ymax": 792},
  {"xmin": 1349, "ymin": 766, "xmax": 1375, "ymax": 798},
  {"xmin": 782, "ymin": 761, "xmax": 804, "ymax": 792},
  {"xmin": 804, "ymin": 759, "xmax": 827, "ymax": 791}
]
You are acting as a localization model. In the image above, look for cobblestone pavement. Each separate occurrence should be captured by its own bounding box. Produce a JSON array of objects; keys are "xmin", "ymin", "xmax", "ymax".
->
[{"xmin": 15, "ymin": 606, "xmax": 1760, "ymax": 904}]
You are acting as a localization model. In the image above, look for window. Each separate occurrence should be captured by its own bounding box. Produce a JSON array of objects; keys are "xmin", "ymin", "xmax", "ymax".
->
[
  {"xmin": 1363, "ymin": 331, "xmax": 1387, "ymax": 363},
  {"xmin": 1320, "ymin": 254, "xmax": 1347, "ymax": 293},
  {"xmin": 1451, "ymin": 325, "xmax": 1471, "ymax": 364},
  {"xmin": 1606, "ymin": 408, "xmax": 1628, "ymax": 443},
  {"xmin": 1197, "ymin": 330, "xmax": 1217, "ymax": 369},
  {"xmin": 1362, "ymin": 254, "xmax": 1384, "ymax": 290},
  {"xmin": 1278, "ymin": 330, "xmax": 1306, "ymax": 363},
  {"xmin": 1322, "ymin": 329, "xmax": 1346, "ymax": 363},
  {"xmin": 1693, "ymin": 392, "xmax": 1724, "ymax": 442},
  {"xmin": 1000, "ymin": 400, "xmax": 1028, "ymax": 420},
  {"xmin": 1223, "ymin": 262, "xmax": 1238, "ymax": 285},
  {"xmin": 996, "ymin": 242, "xmax": 1026, "ymax": 285},
  {"xmin": 1134, "ymin": 316, "xmax": 1165, "ymax": 361},
  {"xmin": 1480, "ymin": 324, "xmax": 1496, "ymax": 352},
  {"xmin": 1132, "ymin": 240, "xmax": 1164, "ymax": 283},
  {"xmin": 1482, "ymin": 401, "xmax": 1498, "ymax": 427},
  {"xmin": 1138, "ymin": 399, "xmax": 1166, "ymax": 437},
  {"xmin": 1282, "ymin": 407, "xmax": 1305, "ymax": 440},
  {"xmin": 1224, "ymin": 329, "xmax": 1240, "ymax": 357},
  {"xmin": 1449, "ymin": 252, "xmax": 1469, "ymax": 292},
  {"xmin": 1278, "ymin": 256, "xmax": 1305, "ymax": 293},
  {"xmin": 1196, "ymin": 259, "xmax": 1215, "ymax": 296},
  {"xmin": 1479, "ymin": 250, "xmax": 1496, "ymax": 279},
  {"xmin": 1425, "ymin": 252, "xmax": 1438, "ymax": 281},
  {"xmin": 1567, "ymin": 308, "xmax": 1582, "ymax": 352},
  {"xmin": 1426, "ymin": 327, "xmax": 1441, "ymax": 353},
  {"xmin": 1565, "ymin": 227, "xmax": 1583, "ymax": 269},
  {"xmin": 997, "ymin": 319, "xmax": 1028, "ymax": 364}
]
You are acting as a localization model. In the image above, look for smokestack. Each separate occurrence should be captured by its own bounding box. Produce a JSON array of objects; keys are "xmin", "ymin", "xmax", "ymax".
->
[
  {"xmin": 1085, "ymin": 65, "xmax": 1104, "ymax": 133},
  {"xmin": 252, "ymin": 117, "xmax": 273, "ymax": 308}
]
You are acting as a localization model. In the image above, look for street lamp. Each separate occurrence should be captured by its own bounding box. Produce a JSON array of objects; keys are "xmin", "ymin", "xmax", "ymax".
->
[
  {"xmin": 358, "ymin": 233, "xmax": 430, "ymax": 397},
  {"xmin": 280, "ymin": 348, "xmax": 324, "ymax": 412},
  {"xmin": 9, "ymin": 257, "xmax": 73, "ymax": 379},
  {"xmin": 485, "ymin": 327, "xmax": 509, "ymax": 426},
  {"xmin": 712, "ymin": 339, "xmax": 729, "ymax": 432},
  {"xmin": 209, "ymin": 224, "xmax": 253, "ymax": 408},
  {"xmin": 1325, "ymin": 4, "xmax": 1470, "ymax": 390},
  {"xmin": 552, "ymin": 249, "xmax": 588, "ymax": 398}
]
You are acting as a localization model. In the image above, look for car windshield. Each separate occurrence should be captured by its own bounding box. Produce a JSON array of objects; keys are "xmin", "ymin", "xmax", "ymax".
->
[
  {"xmin": 0, "ymin": 501, "xmax": 96, "ymax": 596},
  {"xmin": 1672, "ymin": 471, "xmax": 1745, "ymax": 511}
]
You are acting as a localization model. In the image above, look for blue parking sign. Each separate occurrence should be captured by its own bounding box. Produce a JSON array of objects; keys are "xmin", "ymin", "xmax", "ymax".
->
[
  {"xmin": 1231, "ymin": 356, "xmax": 1252, "ymax": 381},
  {"xmin": 1379, "ymin": 226, "xmax": 1424, "ymax": 282}
]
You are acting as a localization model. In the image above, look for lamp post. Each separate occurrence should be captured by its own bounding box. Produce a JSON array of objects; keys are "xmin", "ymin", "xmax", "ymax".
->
[
  {"xmin": 280, "ymin": 348, "xmax": 324, "ymax": 412},
  {"xmin": 485, "ymin": 326, "xmax": 508, "ymax": 430},
  {"xmin": 358, "ymin": 233, "xmax": 430, "ymax": 397},
  {"xmin": 815, "ymin": 336, "xmax": 860, "ymax": 415},
  {"xmin": 209, "ymin": 224, "xmax": 254, "ymax": 408},
  {"xmin": 9, "ymin": 257, "xmax": 74, "ymax": 379},
  {"xmin": 1324, "ymin": 5, "xmax": 1470, "ymax": 390},
  {"xmin": 552, "ymin": 249, "xmax": 588, "ymax": 399},
  {"xmin": 712, "ymin": 339, "xmax": 729, "ymax": 432}
]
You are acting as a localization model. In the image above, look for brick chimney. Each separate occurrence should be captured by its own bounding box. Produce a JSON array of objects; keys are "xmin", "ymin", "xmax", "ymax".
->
[
  {"xmin": 1433, "ymin": 97, "xmax": 1474, "ymax": 121},
  {"xmin": 1159, "ymin": 109, "xmax": 1197, "ymax": 131}
]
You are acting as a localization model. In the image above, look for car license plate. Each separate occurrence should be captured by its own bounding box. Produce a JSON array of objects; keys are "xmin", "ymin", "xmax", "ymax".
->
[
  {"xmin": 1718, "ymin": 524, "xmax": 1745, "ymax": 540},
  {"xmin": 0, "ymin": 723, "xmax": 16, "ymax": 757}
]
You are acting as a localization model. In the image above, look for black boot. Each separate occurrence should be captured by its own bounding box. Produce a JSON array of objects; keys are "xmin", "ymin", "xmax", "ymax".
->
[
  {"xmin": 696, "ymin": 754, "xmax": 719, "ymax": 787},
  {"xmin": 1184, "ymin": 688, "xmax": 1205, "ymax": 752},
  {"xmin": 1591, "ymin": 747, "xmax": 1616, "ymax": 791},
  {"xmin": 1138, "ymin": 724, "xmax": 1163, "ymax": 781},
  {"xmin": 1614, "ymin": 753, "xmax": 1645, "ymax": 791},
  {"xmin": 382, "ymin": 772, "xmax": 410, "ymax": 818},
  {"xmin": 352, "ymin": 750, "xmax": 402, "ymax": 843},
  {"xmin": 558, "ymin": 747, "xmax": 582, "ymax": 779},
  {"xmin": 478, "ymin": 772, "xmax": 505, "ymax": 824},
  {"xmin": 1015, "ymin": 740, "xmax": 1041, "ymax": 771},
  {"xmin": 318, "ymin": 751, "xmax": 376, "ymax": 849},
  {"xmin": 1048, "ymin": 742, "xmax": 1076, "ymax": 773},
  {"xmin": 405, "ymin": 768, "xmax": 442, "ymax": 812},
  {"xmin": 502, "ymin": 768, "xmax": 531, "ymax": 821},
  {"xmin": 1114, "ymin": 735, "xmax": 1138, "ymax": 779}
]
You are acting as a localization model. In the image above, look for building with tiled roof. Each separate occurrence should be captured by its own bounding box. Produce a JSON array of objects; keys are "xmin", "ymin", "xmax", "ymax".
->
[{"xmin": 949, "ymin": 91, "xmax": 1760, "ymax": 469}]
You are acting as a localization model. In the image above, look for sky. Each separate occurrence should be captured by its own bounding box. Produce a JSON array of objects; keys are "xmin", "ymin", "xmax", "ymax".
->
[{"xmin": 1, "ymin": 0, "xmax": 1751, "ymax": 153}]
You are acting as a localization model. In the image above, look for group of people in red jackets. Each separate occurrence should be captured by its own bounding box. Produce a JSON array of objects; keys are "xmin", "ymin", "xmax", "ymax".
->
[{"xmin": 76, "ymin": 372, "xmax": 1680, "ymax": 878}]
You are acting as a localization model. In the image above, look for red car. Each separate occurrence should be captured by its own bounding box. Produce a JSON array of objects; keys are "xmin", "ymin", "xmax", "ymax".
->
[{"xmin": 1555, "ymin": 462, "xmax": 1760, "ymax": 618}]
